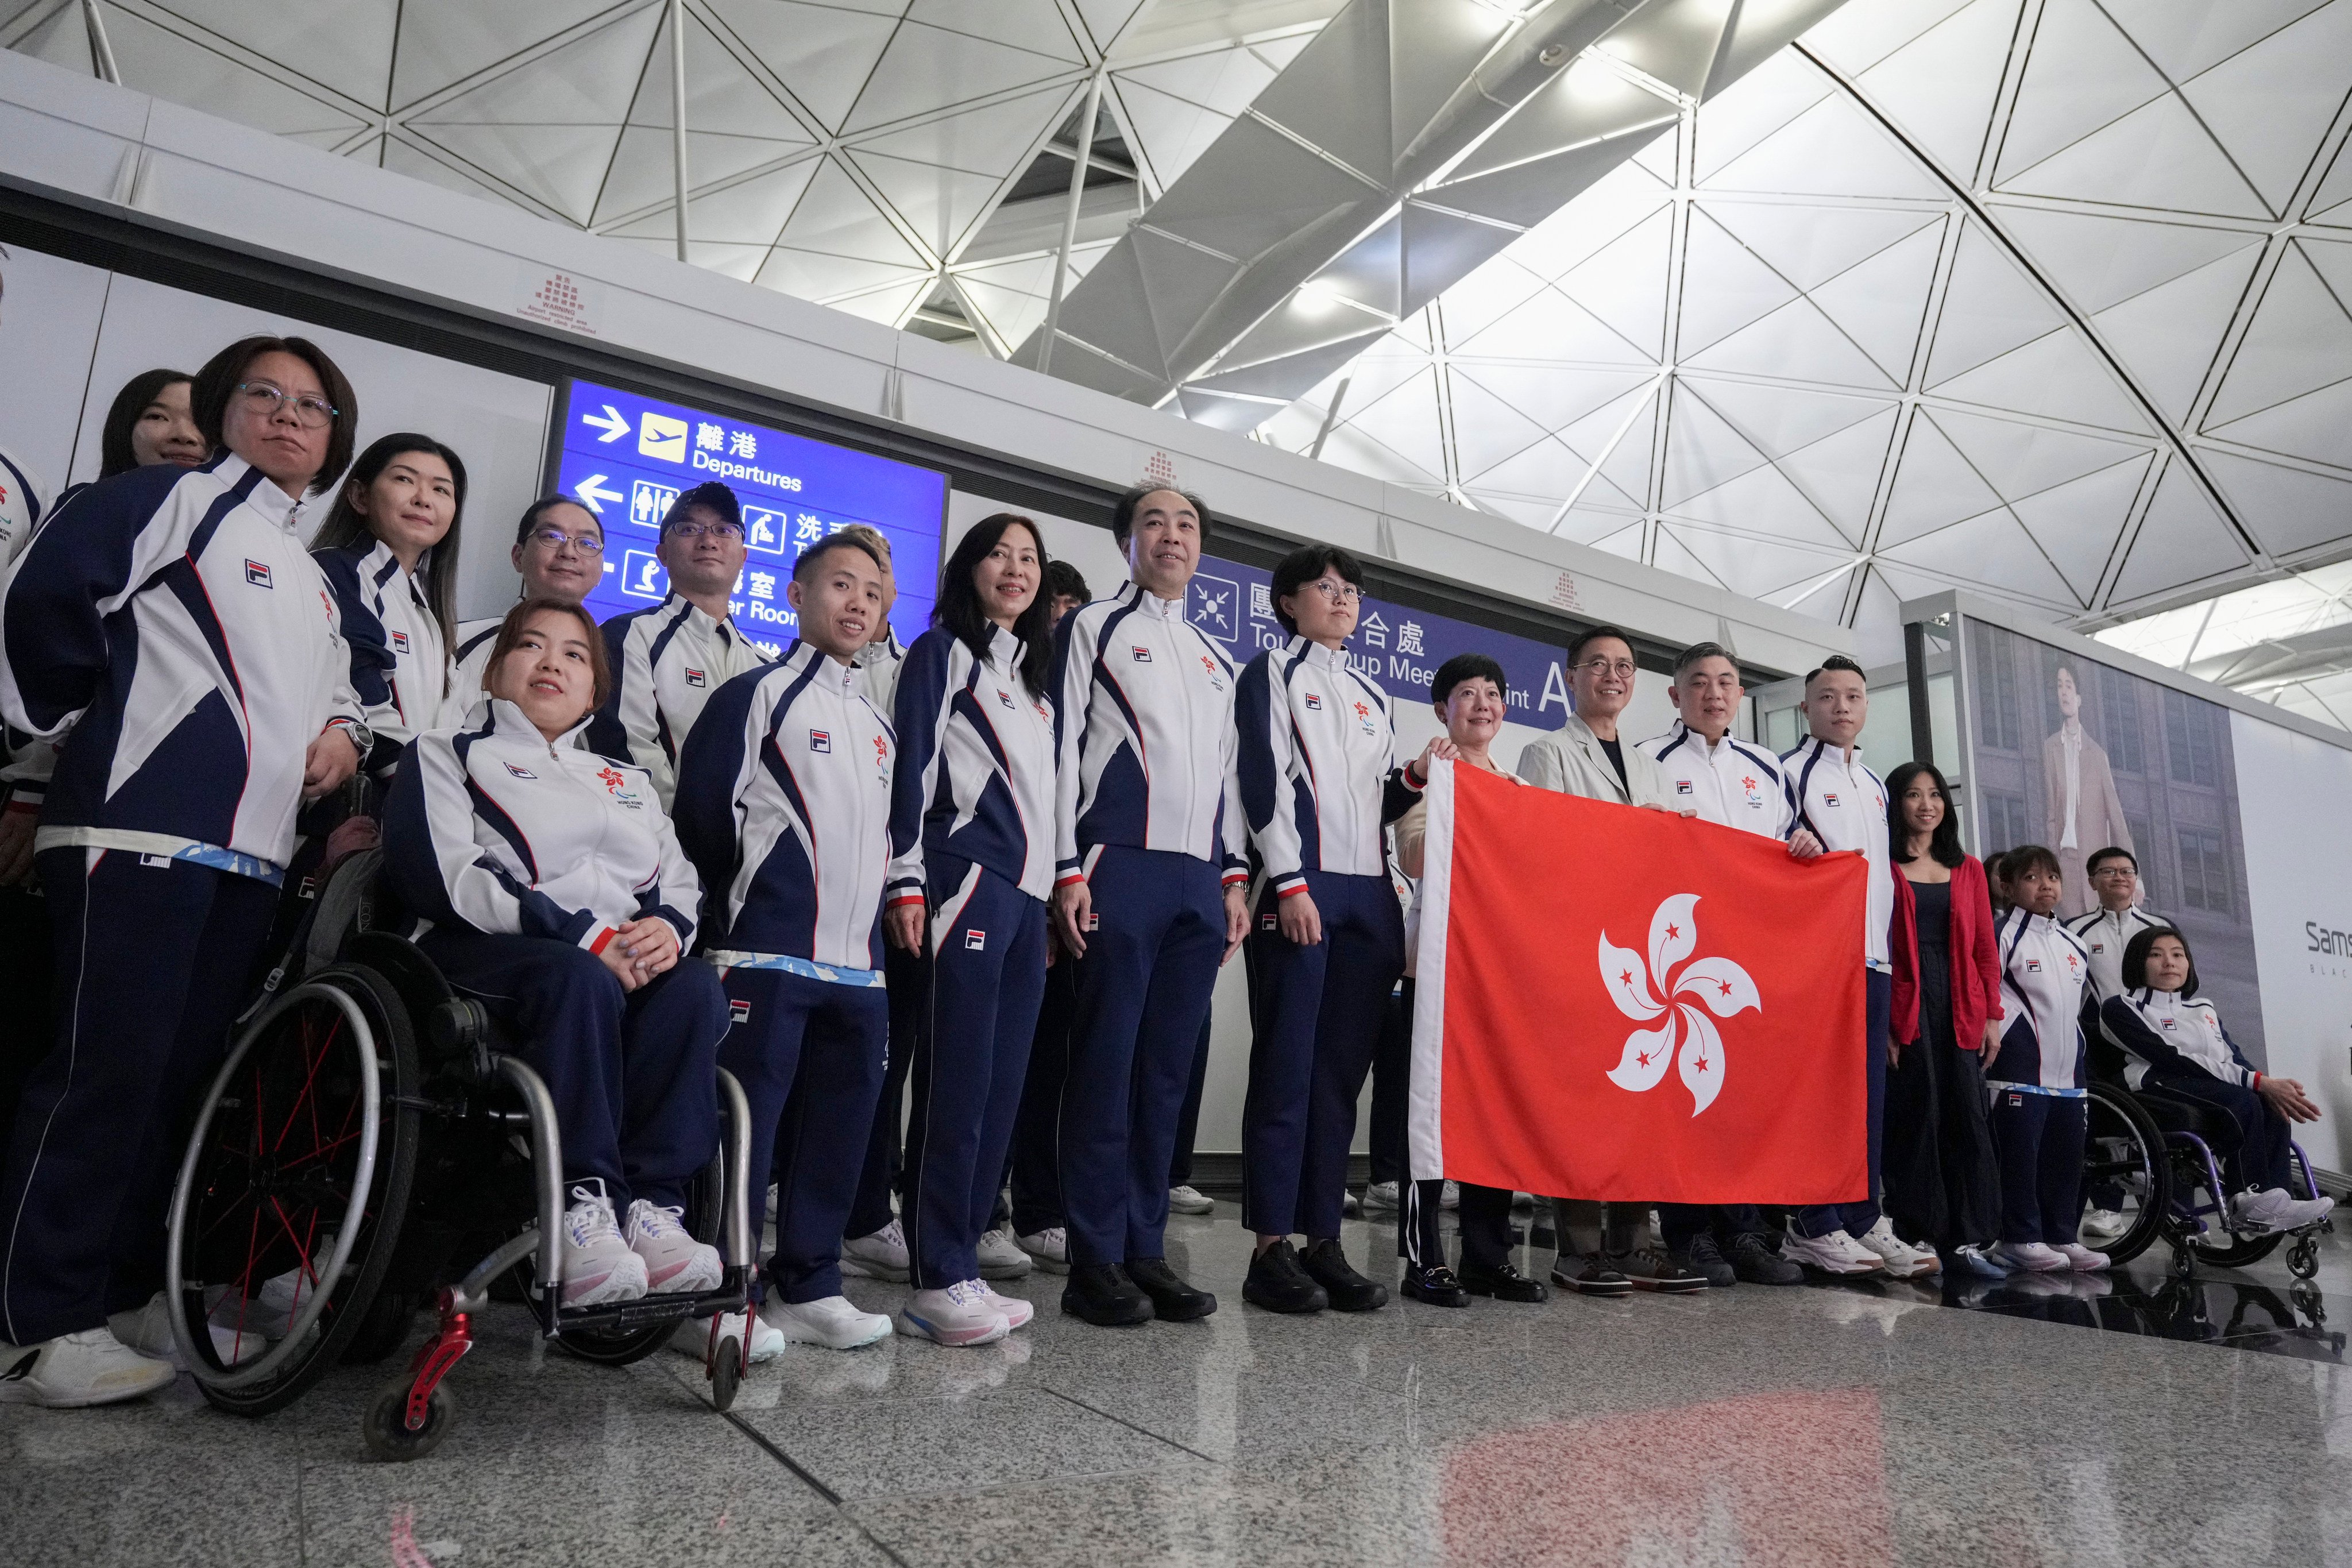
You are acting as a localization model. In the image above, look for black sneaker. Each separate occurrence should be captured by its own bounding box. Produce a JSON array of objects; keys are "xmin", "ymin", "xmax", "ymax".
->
[
  {"xmin": 1679, "ymin": 1234, "xmax": 1737, "ymax": 1288},
  {"xmin": 1729, "ymin": 1231, "xmax": 1805, "ymax": 1285},
  {"xmin": 1459, "ymin": 1261, "xmax": 1549, "ymax": 1303},
  {"xmin": 1621, "ymin": 1246, "xmax": 1709, "ymax": 1292},
  {"xmin": 1126, "ymin": 1257, "xmax": 1216, "ymax": 1321},
  {"xmin": 1400, "ymin": 1264, "xmax": 1470, "ymax": 1308},
  {"xmin": 1061, "ymin": 1261, "xmax": 1153, "ymax": 1326},
  {"xmin": 1243, "ymin": 1239, "xmax": 1328, "ymax": 1314},
  {"xmin": 1302, "ymin": 1238, "xmax": 1388, "ymax": 1312},
  {"xmin": 1551, "ymin": 1252, "xmax": 1633, "ymax": 1297}
]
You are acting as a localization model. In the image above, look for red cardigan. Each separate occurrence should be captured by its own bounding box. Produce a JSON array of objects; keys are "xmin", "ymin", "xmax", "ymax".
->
[{"xmin": 1888, "ymin": 853, "xmax": 2003, "ymax": 1049}]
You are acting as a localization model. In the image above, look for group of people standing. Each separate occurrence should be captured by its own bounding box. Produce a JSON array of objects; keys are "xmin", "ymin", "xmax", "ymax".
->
[{"xmin": 0, "ymin": 321, "xmax": 2332, "ymax": 1416}]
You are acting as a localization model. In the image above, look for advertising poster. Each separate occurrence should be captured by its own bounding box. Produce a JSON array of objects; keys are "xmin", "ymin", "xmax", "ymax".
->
[{"xmin": 1962, "ymin": 617, "xmax": 2263, "ymax": 1059}]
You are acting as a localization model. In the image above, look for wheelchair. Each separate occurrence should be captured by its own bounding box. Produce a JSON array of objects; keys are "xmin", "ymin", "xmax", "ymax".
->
[
  {"xmin": 2079, "ymin": 1068, "xmax": 2334, "ymax": 1282},
  {"xmin": 159, "ymin": 849, "xmax": 759, "ymax": 1461}
]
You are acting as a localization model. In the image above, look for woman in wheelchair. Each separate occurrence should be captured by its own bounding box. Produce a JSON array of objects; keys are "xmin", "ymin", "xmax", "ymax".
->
[
  {"xmin": 383, "ymin": 598, "xmax": 729, "ymax": 1308},
  {"xmin": 2100, "ymin": 927, "xmax": 2334, "ymax": 1234}
]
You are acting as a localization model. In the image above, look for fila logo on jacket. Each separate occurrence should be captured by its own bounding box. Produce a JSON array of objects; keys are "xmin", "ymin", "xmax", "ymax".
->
[
  {"xmin": 1647, "ymin": 723, "xmax": 1794, "ymax": 839},
  {"xmin": 588, "ymin": 592, "xmax": 773, "ymax": 810},
  {"xmin": 382, "ymin": 700, "xmax": 700, "ymax": 955},
  {"xmin": 2100, "ymin": 987, "xmax": 2259, "ymax": 1094},
  {"xmin": 885, "ymin": 622, "xmax": 1057, "ymax": 913},
  {"xmin": 1051, "ymin": 582, "xmax": 1248, "ymax": 888},
  {"xmin": 1237, "ymin": 636, "xmax": 1413, "ymax": 894},
  {"xmin": 672, "ymin": 641, "xmax": 895, "ymax": 972},
  {"xmin": 1988, "ymin": 906, "xmax": 2092, "ymax": 1094},
  {"xmin": 315, "ymin": 537, "xmax": 452, "ymax": 763},
  {"xmin": 1782, "ymin": 735, "xmax": 1891, "ymax": 966}
]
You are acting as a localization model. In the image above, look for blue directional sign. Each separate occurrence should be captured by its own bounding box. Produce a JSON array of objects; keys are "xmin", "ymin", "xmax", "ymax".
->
[
  {"xmin": 553, "ymin": 380, "xmax": 948, "ymax": 655},
  {"xmin": 1188, "ymin": 553, "xmax": 1574, "ymax": 730}
]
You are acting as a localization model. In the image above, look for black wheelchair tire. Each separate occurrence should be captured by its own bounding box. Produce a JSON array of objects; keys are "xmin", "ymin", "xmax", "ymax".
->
[
  {"xmin": 2083, "ymin": 1083, "xmax": 2169, "ymax": 1267},
  {"xmin": 363, "ymin": 1380, "xmax": 454, "ymax": 1462},
  {"xmin": 341, "ymin": 1289, "xmax": 419, "ymax": 1366}
]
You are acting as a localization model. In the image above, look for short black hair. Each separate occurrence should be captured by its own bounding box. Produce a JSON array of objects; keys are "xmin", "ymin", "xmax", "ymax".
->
[
  {"xmin": 793, "ymin": 531, "xmax": 884, "ymax": 582},
  {"xmin": 2003, "ymin": 843, "xmax": 2062, "ymax": 883},
  {"xmin": 1269, "ymin": 543, "xmax": 1364, "ymax": 636},
  {"xmin": 1804, "ymin": 653, "xmax": 1867, "ymax": 691},
  {"xmin": 98, "ymin": 368, "xmax": 194, "ymax": 478},
  {"xmin": 2121, "ymin": 925, "xmax": 2199, "ymax": 998},
  {"xmin": 190, "ymin": 334, "xmax": 358, "ymax": 496},
  {"xmin": 1045, "ymin": 559, "xmax": 1090, "ymax": 604},
  {"xmin": 661, "ymin": 480, "xmax": 740, "ymax": 535},
  {"xmin": 2087, "ymin": 845, "xmax": 2138, "ymax": 875},
  {"xmin": 1884, "ymin": 761, "xmax": 1963, "ymax": 869},
  {"xmin": 1567, "ymin": 624, "xmax": 1632, "ymax": 667},
  {"xmin": 514, "ymin": 494, "xmax": 603, "ymax": 547},
  {"xmin": 1672, "ymin": 640, "xmax": 1736, "ymax": 681},
  {"xmin": 1110, "ymin": 483, "xmax": 1209, "ymax": 549},
  {"xmin": 1433, "ymin": 652, "xmax": 1507, "ymax": 705}
]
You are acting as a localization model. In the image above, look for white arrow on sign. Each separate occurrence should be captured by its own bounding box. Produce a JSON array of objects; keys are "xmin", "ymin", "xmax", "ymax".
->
[
  {"xmin": 582, "ymin": 404, "xmax": 631, "ymax": 443},
  {"xmin": 573, "ymin": 474, "xmax": 624, "ymax": 513}
]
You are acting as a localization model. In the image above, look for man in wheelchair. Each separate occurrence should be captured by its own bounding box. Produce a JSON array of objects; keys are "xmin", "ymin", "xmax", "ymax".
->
[
  {"xmin": 2099, "ymin": 926, "xmax": 2334, "ymax": 1236},
  {"xmin": 383, "ymin": 599, "xmax": 728, "ymax": 1306}
]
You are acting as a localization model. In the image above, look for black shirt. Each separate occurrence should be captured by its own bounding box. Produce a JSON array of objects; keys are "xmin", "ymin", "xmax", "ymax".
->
[{"xmin": 1599, "ymin": 736, "xmax": 1627, "ymax": 795}]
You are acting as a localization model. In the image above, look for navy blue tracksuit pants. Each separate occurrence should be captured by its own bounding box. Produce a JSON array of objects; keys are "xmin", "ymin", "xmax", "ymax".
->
[
  {"xmin": 905, "ymin": 858, "xmax": 1048, "ymax": 1289},
  {"xmin": 717, "ymin": 965, "xmax": 887, "ymax": 1303},
  {"xmin": 844, "ymin": 941, "xmax": 926, "ymax": 1238},
  {"xmin": 1059, "ymin": 845, "xmax": 1226, "ymax": 1269},
  {"xmin": 1242, "ymin": 870, "xmax": 1404, "ymax": 1239},
  {"xmin": 2141, "ymin": 1068, "xmax": 2296, "ymax": 1195},
  {"xmin": 422, "ymin": 932, "xmax": 725, "ymax": 1211},
  {"xmin": 1794, "ymin": 967, "xmax": 1891, "ymax": 1241},
  {"xmin": 1989, "ymin": 1088, "xmax": 2086, "ymax": 1247},
  {"xmin": 1008, "ymin": 951, "xmax": 1073, "ymax": 1235},
  {"xmin": 1, "ymin": 849, "xmax": 277, "ymax": 1345}
]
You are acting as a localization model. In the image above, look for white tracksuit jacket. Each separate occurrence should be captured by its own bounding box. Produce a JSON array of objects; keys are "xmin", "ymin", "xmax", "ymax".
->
[
  {"xmin": 1644, "ymin": 722, "xmax": 1794, "ymax": 838},
  {"xmin": 1783, "ymin": 736, "xmax": 1893, "ymax": 968},
  {"xmin": 2064, "ymin": 904, "xmax": 2169, "ymax": 1005},
  {"xmin": 587, "ymin": 593, "xmax": 772, "ymax": 810},
  {"xmin": 315, "ymin": 538, "xmax": 452, "ymax": 770},
  {"xmin": 885, "ymin": 623, "xmax": 1057, "ymax": 908},
  {"xmin": 1234, "ymin": 635, "xmax": 1417, "ymax": 894},
  {"xmin": 1989, "ymin": 907, "xmax": 2092, "ymax": 1093}
]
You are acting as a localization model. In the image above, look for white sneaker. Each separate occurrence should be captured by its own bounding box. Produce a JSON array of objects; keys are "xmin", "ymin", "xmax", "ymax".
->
[
  {"xmin": 0, "ymin": 1326, "xmax": 176, "ymax": 1408},
  {"xmin": 2054, "ymin": 1242, "xmax": 2110, "ymax": 1271},
  {"xmin": 759, "ymin": 1295, "xmax": 891, "ymax": 1350},
  {"xmin": 1361, "ymin": 1180, "xmax": 1400, "ymax": 1215},
  {"xmin": 896, "ymin": 1280, "xmax": 1010, "ymax": 1346},
  {"xmin": 1855, "ymin": 1219, "xmax": 1938, "ymax": 1278},
  {"xmin": 764, "ymin": 1184, "xmax": 778, "ymax": 1225},
  {"xmin": 975, "ymin": 1228, "xmax": 1033, "ymax": 1280},
  {"xmin": 1781, "ymin": 1229, "xmax": 1883, "ymax": 1275},
  {"xmin": 111, "ymin": 1292, "xmax": 268, "ymax": 1370},
  {"xmin": 1991, "ymin": 1240, "xmax": 2070, "ymax": 1273},
  {"xmin": 2234, "ymin": 1187, "xmax": 2336, "ymax": 1233},
  {"xmin": 671, "ymin": 1309, "xmax": 786, "ymax": 1364},
  {"xmin": 2078, "ymin": 1207, "xmax": 2129, "ymax": 1241},
  {"xmin": 624, "ymin": 1199, "xmax": 722, "ymax": 1295},
  {"xmin": 1342, "ymin": 1191, "xmax": 1362, "ymax": 1218},
  {"xmin": 1168, "ymin": 1184, "xmax": 1214, "ymax": 1215},
  {"xmin": 1017, "ymin": 1227, "xmax": 1071, "ymax": 1274},
  {"xmin": 975, "ymin": 1281, "xmax": 1035, "ymax": 1331},
  {"xmin": 559, "ymin": 1181, "xmax": 649, "ymax": 1307},
  {"xmin": 839, "ymin": 1218, "xmax": 912, "ymax": 1281}
]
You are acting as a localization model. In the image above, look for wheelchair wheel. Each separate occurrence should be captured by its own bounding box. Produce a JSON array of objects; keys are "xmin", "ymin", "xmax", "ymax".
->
[
  {"xmin": 166, "ymin": 965, "xmax": 421, "ymax": 1415},
  {"xmin": 341, "ymin": 1289, "xmax": 419, "ymax": 1365},
  {"xmin": 2179, "ymin": 1227, "xmax": 2283, "ymax": 1271},
  {"xmin": 2082, "ymin": 1083, "xmax": 2169, "ymax": 1266}
]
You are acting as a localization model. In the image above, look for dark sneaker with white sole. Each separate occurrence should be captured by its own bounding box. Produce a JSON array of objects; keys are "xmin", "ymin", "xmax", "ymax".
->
[
  {"xmin": 1677, "ymin": 1234, "xmax": 1737, "ymax": 1288},
  {"xmin": 1552, "ymin": 1253, "xmax": 1633, "ymax": 1297},
  {"xmin": 1621, "ymin": 1246, "xmax": 1709, "ymax": 1292},
  {"xmin": 1729, "ymin": 1232, "xmax": 1805, "ymax": 1285}
]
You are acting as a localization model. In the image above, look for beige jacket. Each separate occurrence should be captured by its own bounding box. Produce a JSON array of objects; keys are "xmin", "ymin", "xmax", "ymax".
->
[{"xmin": 1514, "ymin": 711, "xmax": 1673, "ymax": 808}]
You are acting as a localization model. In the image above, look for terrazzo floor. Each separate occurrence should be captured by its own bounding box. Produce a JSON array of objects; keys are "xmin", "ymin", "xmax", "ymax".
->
[{"xmin": 6, "ymin": 1203, "xmax": 2349, "ymax": 1567}]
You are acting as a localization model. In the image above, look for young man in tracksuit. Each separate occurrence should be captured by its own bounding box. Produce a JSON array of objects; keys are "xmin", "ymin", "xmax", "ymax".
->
[
  {"xmin": 1779, "ymin": 656, "xmax": 1935, "ymax": 1278},
  {"xmin": 1641, "ymin": 642, "xmax": 1818, "ymax": 1288},
  {"xmin": 671, "ymin": 534, "xmax": 905, "ymax": 1358},
  {"xmin": 589, "ymin": 480, "xmax": 770, "ymax": 809},
  {"xmin": 2063, "ymin": 844, "xmax": 2165, "ymax": 1240},
  {"xmin": 1050, "ymin": 485, "xmax": 1249, "ymax": 1326},
  {"xmin": 449, "ymin": 496, "xmax": 605, "ymax": 716}
]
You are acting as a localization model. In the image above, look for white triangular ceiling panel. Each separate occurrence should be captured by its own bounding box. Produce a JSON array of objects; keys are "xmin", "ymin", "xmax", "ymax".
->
[
  {"xmin": 2177, "ymin": 0, "xmax": 2352, "ymax": 216},
  {"xmin": 2108, "ymin": 463, "xmax": 2251, "ymax": 602}
]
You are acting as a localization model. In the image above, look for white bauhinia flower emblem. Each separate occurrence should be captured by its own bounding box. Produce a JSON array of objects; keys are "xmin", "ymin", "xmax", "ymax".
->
[{"xmin": 1597, "ymin": 894, "xmax": 1760, "ymax": 1116}]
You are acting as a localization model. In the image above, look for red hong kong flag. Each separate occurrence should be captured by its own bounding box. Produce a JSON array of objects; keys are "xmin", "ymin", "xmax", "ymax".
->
[{"xmin": 1409, "ymin": 760, "xmax": 1870, "ymax": 1204}]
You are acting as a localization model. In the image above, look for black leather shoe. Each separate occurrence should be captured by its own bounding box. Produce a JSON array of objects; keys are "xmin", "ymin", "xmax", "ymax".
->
[
  {"xmin": 1243, "ymin": 1239, "xmax": 1328, "ymax": 1313},
  {"xmin": 1302, "ymin": 1238, "xmax": 1388, "ymax": 1312},
  {"xmin": 1401, "ymin": 1264, "xmax": 1470, "ymax": 1308},
  {"xmin": 1551, "ymin": 1252, "xmax": 1633, "ymax": 1297},
  {"xmin": 1729, "ymin": 1231, "xmax": 1805, "ymax": 1285},
  {"xmin": 1061, "ymin": 1261, "xmax": 1153, "ymax": 1326},
  {"xmin": 1126, "ymin": 1257, "xmax": 1216, "ymax": 1321},
  {"xmin": 1459, "ymin": 1261, "xmax": 1549, "ymax": 1303}
]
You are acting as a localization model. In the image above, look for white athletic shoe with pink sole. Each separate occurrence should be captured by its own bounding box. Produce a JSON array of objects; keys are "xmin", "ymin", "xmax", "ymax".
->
[
  {"xmin": 976, "ymin": 1281, "xmax": 1034, "ymax": 1331},
  {"xmin": 895, "ymin": 1280, "xmax": 1010, "ymax": 1346},
  {"xmin": 623, "ymin": 1199, "xmax": 721, "ymax": 1294}
]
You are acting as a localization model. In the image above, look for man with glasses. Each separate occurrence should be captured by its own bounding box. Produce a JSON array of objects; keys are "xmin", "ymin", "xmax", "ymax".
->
[
  {"xmin": 1642, "ymin": 642, "xmax": 1820, "ymax": 1288},
  {"xmin": 2065, "ymin": 845, "xmax": 2164, "ymax": 1243},
  {"xmin": 589, "ymin": 481, "xmax": 769, "ymax": 810},
  {"xmin": 1515, "ymin": 627, "xmax": 1708, "ymax": 1296},
  {"xmin": 447, "ymin": 496, "xmax": 608, "ymax": 717}
]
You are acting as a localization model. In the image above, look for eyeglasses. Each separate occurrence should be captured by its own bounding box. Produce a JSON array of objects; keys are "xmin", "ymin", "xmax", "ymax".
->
[
  {"xmin": 1575, "ymin": 658, "xmax": 1637, "ymax": 679},
  {"xmin": 234, "ymin": 381, "xmax": 338, "ymax": 428},
  {"xmin": 529, "ymin": 528, "xmax": 604, "ymax": 555},
  {"xmin": 666, "ymin": 520, "xmax": 743, "ymax": 541},
  {"xmin": 1306, "ymin": 578, "xmax": 1361, "ymax": 605},
  {"xmin": 2091, "ymin": 864, "xmax": 2137, "ymax": 878}
]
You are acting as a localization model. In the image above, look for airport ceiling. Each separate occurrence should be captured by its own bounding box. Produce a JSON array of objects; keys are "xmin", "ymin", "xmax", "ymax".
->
[{"xmin": 7, "ymin": 0, "xmax": 2351, "ymax": 674}]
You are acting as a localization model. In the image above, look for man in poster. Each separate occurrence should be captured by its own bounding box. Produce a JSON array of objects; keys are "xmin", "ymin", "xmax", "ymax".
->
[{"xmin": 2043, "ymin": 664, "xmax": 2131, "ymax": 920}]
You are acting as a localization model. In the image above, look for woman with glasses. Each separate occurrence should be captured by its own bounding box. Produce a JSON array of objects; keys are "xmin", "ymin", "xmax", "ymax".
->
[
  {"xmin": 0, "ymin": 334, "xmax": 367, "ymax": 1407},
  {"xmin": 588, "ymin": 480, "xmax": 770, "ymax": 812},
  {"xmin": 449, "ymin": 497, "xmax": 607, "ymax": 716},
  {"xmin": 1234, "ymin": 544, "xmax": 1444, "ymax": 1316},
  {"xmin": 311, "ymin": 434, "xmax": 468, "ymax": 772}
]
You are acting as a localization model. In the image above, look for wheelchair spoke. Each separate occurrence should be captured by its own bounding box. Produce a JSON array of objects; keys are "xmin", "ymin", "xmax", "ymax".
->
[{"xmin": 269, "ymin": 1009, "xmax": 345, "ymax": 1157}]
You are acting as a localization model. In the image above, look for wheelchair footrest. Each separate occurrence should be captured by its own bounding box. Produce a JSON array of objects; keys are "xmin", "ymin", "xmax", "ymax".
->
[{"xmin": 543, "ymin": 1267, "xmax": 755, "ymax": 1338}]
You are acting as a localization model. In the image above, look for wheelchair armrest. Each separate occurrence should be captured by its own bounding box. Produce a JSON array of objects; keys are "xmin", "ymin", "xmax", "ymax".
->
[{"xmin": 428, "ymin": 997, "xmax": 497, "ymax": 1086}]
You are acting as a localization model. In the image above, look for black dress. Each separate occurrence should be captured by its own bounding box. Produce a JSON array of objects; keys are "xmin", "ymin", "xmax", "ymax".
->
[{"xmin": 1883, "ymin": 878, "xmax": 2002, "ymax": 1250}]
